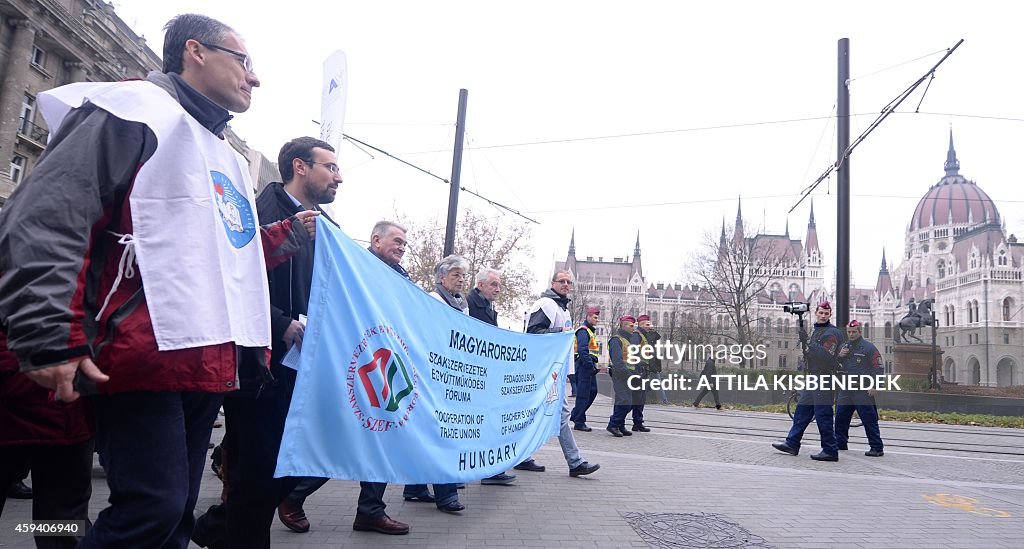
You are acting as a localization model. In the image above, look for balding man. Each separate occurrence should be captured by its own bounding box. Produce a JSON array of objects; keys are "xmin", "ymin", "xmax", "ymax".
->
[{"xmin": 467, "ymin": 268, "xmax": 517, "ymax": 486}]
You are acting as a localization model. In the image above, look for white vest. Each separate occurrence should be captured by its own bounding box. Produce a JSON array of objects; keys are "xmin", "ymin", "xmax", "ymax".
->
[
  {"xmin": 38, "ymin": 81, "xmax": 271, "ymax": 350},
  {"xmin": 527, "ymin": 295, "xmax": 574, "ymax": 375}
]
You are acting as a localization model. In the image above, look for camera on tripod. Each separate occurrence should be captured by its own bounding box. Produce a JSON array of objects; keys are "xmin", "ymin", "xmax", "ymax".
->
[{"xmin": 783, "ymin": 301, "xmax": 809, "ymax": 315}]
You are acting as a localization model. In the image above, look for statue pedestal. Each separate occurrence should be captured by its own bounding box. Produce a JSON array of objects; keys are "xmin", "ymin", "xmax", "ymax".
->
[{"xmin": 893, "ymin": 343, "xmax": 943, "ymax": 380}]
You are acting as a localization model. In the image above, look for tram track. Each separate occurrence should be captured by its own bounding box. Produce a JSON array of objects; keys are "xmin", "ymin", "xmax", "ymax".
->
[{"xmin": 585, "ymin": 401, "xmax": 1024, "ymax": 456}]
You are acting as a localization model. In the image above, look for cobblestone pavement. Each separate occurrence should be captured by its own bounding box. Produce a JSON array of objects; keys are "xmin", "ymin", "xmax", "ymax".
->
[{"xmin": 3, "ymin": 394, "xmax": 1022, "ymax": 548}]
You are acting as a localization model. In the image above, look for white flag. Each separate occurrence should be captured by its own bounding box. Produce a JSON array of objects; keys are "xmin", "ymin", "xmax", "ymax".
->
[{"xmin": 320, "ymin": 50, "xmax": 348, "ymax": 153}]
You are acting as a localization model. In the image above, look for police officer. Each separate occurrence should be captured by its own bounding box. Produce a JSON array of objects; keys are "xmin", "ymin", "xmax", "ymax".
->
[
  {"xmin": 637, "ymin": 315, "xmax": 668, "ymax": 405},
  {"xmin": 606, "ymin": 316, "xmax": 638, "ymax": 437},
  {"xmin": 630, "ymin": 316, "xmax": 655, "ymax": 431},
  {"xmin": 570, "ymin": 307, "xmax": 602, "ymax": 431},
  {"xmin": 772, "ymin": 302, "xmax": 843, "ymax": 461},
  {"xmin": 835, "ymin": 320, "xmax": 884, "ymax": 457}
]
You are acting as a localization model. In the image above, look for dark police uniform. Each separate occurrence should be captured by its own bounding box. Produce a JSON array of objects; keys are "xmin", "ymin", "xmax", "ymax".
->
[
  {"xmin": 630, "ymin": 330, "xmax": 649, "ymax": 430},
  {"xmin": 835, "ymin": 337, "xmax": 884, "ymax": 453},
  {"xmin": 570, "ymin": 322, "xmax": 600, "ymax": 428},
  {"xmin": 784, "ymin": 321, "xmax": 843, "ymax": 457},
  {"xmin": 606, "ymin": 329, "xmax": 637, "ymax": 435}
]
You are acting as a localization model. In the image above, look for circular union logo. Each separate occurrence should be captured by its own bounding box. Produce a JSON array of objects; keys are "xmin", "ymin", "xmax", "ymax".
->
[
  {"xmin": 210, "ymin": 170, "xmax": 256, "ymax": 248},
  {"xmin": 347, "ymin": 325, "xmax": 419, "ymax": 432}
]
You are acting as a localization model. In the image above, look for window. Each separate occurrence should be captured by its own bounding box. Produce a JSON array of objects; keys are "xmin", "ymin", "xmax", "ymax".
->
[
  {"xmin": 19, "ymin": 94, "xmax": 36, "ymax": 134},
  {"xmin": 9, "ymin": 155, "xmax": 26, "ymax": 183},
  {"xmin": 950, "ymin": 305, "xmax": 955, "ymax": 326},
  {"xmin": 1004, "ymin": 298, "xmax": 1013, "ymax": 322},
  {"xmin": 31, "ymin": 45, "xmax": 46, "ymax": 68},
  {"xmin": 884, "ymin": 322, "xmax": 892, "ymax": 339},
  {"xmin": 1004, "ymin": 333, "xmax": 1010, "ymax": 345},
  {"xmin": 999, "ymin": 251, "xmax": 1008, "ymax": 267},
  {"xmin": 778, "ymin": 355, "xmax": 787, "ymax": 369},
  {"xmin": 938, "ymin": 260, "xmax": 946, "ymax": 279}
]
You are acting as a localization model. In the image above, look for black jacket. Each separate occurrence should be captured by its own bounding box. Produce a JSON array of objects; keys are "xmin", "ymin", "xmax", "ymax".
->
[
  {"xmin": 255, "ymin": 182, "xmax": 338, "ymax": 366},
  {"xmin": 467, "ymin": 288, "xmax": 498, "ymax": 326}
]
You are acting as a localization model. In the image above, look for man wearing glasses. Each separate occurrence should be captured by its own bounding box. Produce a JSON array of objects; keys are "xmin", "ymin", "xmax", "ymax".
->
[
  {"xmin": 193, "ymin": 137, "xmax": 408, "ymax": 546},
  {"xmin": 519, "ymin": 272, "xmax": 601, "ymax": 478},
  {"xmin": 0, "ymin": 14, "xmax": 320, "ymax": 548}
]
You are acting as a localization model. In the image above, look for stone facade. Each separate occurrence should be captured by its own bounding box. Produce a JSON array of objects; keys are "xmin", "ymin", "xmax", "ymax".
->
[
  {"xmin": 557, "ymin": 134, "xmax": 1024, "ymax": 386},
  {"xmin": 0, "ymin": 0, "xmax": 277, "ymax": 207}
]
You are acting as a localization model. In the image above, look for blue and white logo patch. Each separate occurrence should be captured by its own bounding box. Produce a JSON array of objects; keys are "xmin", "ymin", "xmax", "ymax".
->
[{"xmin": 211, "ymin": 170, "xmax": 256, "ymax": 248}]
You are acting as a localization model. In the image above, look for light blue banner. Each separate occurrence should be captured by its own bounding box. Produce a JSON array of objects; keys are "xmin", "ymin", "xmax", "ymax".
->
[{"xmin": 275, "ymin": 219, "xmax": 572, "ymax": 484}]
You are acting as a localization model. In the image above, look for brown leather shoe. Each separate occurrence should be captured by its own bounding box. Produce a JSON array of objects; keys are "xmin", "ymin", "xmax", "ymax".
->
[
  {"xmin": 353, "ymin": 513, "xmax": 410, "ymax": 535},
  {"xmin": 278, "ymin": 501, "xmax": 310, "ymax": 533}
]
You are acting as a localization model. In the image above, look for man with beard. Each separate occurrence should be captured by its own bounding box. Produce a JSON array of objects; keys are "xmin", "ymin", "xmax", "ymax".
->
[{"xmin": 194, "ymin": 138, "xmax": 407, "ymax": 548}]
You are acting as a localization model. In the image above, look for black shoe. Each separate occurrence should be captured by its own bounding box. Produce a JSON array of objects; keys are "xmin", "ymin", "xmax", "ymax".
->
[
  {"xmin": 621, "ymin": 428, "xmax": 633, "ymax": 436},
  {"xmin": 838, "ymin": 443, "xmax": 849, "ymax": 451},
  {"xmin": 606, "ymin": 426, "xmax": 623, "ymax": 437},
  {"xmin": 481, "ymin": 473, "xmax": 516, "ymax": 485},
  {"xmin": 573, "ymin": 423, "xmax": 593, "ymax": 432},
  {"xmin": 513, "ymin": 459, "xmax": 545, "ymax": 472},
  {"xmin": 772, "ymin": 442, "xmax": 798, "ymax": 456},
  {"xmin": 631, "ymin": 424, "xmax": 651, "ymax": 432},
  {"xmin": 437, "ymin": 501, "xmax": 465, "ymax": 514},
  {"xmin": 7, "ymin": 480, "xmax": 32, "ymax": 499},
  {"xmin": 569, "ymin": 462, "xmax": 600, "ymax": 477},
  {"xmin": 865, "ymin": 449, "xmax": 884, "ymax": 457},
  {"xmin": 403, "ymin": 492, "xmax": 435, "ymax": 503},
  {"xmin": 455, "ymin": 483, "xmax": 466, "ymax": 489},
  {"xmin": 692, "ymin": 402, "xmax": 700, "ymax": 408},
  {"xmin": 715, "ymin": 404, "xmax": 722, "ymax": 410},
  {"xmin": 810, "ymin": 452, "xmax": 839, "ymax": 462}
]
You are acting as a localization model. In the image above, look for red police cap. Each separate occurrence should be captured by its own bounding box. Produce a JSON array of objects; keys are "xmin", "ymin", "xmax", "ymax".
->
[
  {"xmin": 586, "ymin": 307, "xmax": 601, "ymax": 315},
  {"xmin": 619, "ymin": 315, "xmax": 636, "ymax": 323},
  {"xmin": 817, "ymin": 301, "xmax": 832, "ymax": 311},
  {"xmin": 637, "ymin": 314, "xmax": 651, "ymax": 322}
]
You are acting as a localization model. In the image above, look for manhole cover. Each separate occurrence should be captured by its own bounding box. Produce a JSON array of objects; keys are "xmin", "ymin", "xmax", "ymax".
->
[{"xmin": 623, "ymin": 512, "xmax": 773, "ymax": 548}]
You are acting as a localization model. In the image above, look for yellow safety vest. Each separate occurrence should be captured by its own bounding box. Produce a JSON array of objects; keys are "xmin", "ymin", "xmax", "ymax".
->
[{"xmin": 573, "ymin": 325, "xmax": 600, "ymax": 358}]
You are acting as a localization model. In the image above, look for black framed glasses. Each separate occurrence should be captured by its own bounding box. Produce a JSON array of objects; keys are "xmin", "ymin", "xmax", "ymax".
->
[
  {"xmin": 198, "ymin": 42, "xmax": 254, "ymax": 73},
  {"xmin": 304, "ymin": 160, "xmax": 341, "ymax": 175}
]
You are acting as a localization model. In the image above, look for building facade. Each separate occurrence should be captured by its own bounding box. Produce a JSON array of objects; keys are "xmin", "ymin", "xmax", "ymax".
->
[
  {"xmin": 0, "ymin": 0, "xmax": 276, "ymax": 208},
  {"xmin": 557, "ymin": 134, "xmax": 1024, "ymax": 386}
]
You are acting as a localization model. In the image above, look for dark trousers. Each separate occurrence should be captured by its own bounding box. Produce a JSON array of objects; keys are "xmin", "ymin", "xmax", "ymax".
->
[
  {"xmin": 403, "ymin": 483, "xmax": 458, "ymax": 507},
  {"xmin": 79, "ymin": 391, "xmax": 222, "ymax": 549},
  {"xmin": 569, "ymin": 369, "xmax": 598, "ymax": 425},
  {"xmin": 693, "ymin": 386, "xmax": 720, "ymax": 406},
  {"xmin": 607, "ymin": 370, "xmax": 633, "ymax": 429},
  {"xmin": 784, "ymin": 389, "xmax": 838, "ymax": 455},
  {"xmin": 0, "ymin": 439, "xmax": 94, "ymax": 549},
  {"xmin": 630, "ymin": 389, "xmax": 646, "ymax": 426},
  {"xmin": 835, "ymin": 391, "xmax": 883, "ymax": 451},
  {"xmin": 195, "ymin": 362, "xmax": 390, "ymax": 549}
]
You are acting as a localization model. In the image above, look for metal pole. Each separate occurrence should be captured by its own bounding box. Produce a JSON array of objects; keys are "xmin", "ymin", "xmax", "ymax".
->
[
  {"xmin": 931, "ymin": 320, "xmax": 939, "ymax": 388},
  {"xmin": 836, "ymin": 38, "xmax": 851, "ymax": 330},
  {"xmin": 443, "ymin": 89, "xmax": 469, "ymax": 256}
]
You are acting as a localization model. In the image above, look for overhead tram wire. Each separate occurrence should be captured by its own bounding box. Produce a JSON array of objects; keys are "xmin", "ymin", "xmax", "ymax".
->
[
  {"xmin": 789, "ymin": 38, "xmax": 965, "ymax": 215},
  {"xmin": 339, "ymin": 132, "xmax": 540, "ymax": 225}
]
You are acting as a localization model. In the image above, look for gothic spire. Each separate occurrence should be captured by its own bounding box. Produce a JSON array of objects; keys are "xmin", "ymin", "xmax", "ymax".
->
[
  {"xmin": 944, "ymin": 128, "xmax": 960, "ymax": 176},
  {"xmin": 568, "ymin": 228, "xmax": 576, "ymax": 256}
]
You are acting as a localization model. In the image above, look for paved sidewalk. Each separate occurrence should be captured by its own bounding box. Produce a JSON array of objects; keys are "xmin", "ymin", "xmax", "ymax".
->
[{"xmin": 3, "ymin": 394, "xmax": 1022, "ymax": 548}]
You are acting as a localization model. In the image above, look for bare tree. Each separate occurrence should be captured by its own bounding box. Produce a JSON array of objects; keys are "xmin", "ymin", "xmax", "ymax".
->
[
  {"xmin": 398, "ymin": 208, "xmax": 534, "ymax": 318},
  {"xmin": 687, "ymin": 222, "xmax": 789, "ymax": 366}
]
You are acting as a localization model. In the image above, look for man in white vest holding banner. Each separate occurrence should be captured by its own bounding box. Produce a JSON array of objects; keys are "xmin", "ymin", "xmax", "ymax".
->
[
  {"xmin": 0, "ymin": 14, "xmax": 318, "ymax": 549},
  {"xmin": 520, "ymin": 271, "xmax": 600, "ymax": 477}
]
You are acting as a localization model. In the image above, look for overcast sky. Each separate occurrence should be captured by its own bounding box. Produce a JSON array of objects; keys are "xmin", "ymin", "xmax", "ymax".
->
[{"xmin": 114, "ymin": 1, "xmax": 1024, "ymax": 303}]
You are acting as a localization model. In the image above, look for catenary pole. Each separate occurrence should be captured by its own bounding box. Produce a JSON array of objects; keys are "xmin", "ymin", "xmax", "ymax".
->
[{"xmin": 444, "ymin": 89, "xmax": 468, "ymax": 256}]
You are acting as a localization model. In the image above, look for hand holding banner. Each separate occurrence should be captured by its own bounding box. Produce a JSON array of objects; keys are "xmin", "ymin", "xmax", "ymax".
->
[{"xmin": 275, "ymin": 219, "xmax": 572, "ymax": 484}]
